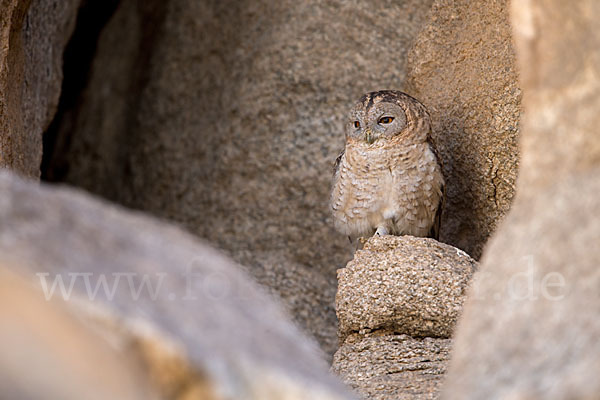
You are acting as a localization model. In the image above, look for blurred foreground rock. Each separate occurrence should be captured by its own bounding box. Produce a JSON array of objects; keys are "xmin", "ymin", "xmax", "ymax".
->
[
  {"xmin": 44, "ymin": 0, "xmax": 435, "ymax": 355},
  {"xmin": 333, "ymin": 236, "xmax": 477, "ymax": 399},
  {"xmin": 405, "ymin": 0, "xmax": 521, "ymax": 258},
  {"xmin": 444, "ymin": 171, "xmax": 600, "ymax": 399},
  {"xmin": 0, "ymin": 170, "xmax": 355, "ymax": 400},
  {"xmin": 443, "ymin": 0, "xmax": 600, "ymax": 398},
  {"xmin": 0, "ymin": 267, "xmax": 157, "ymax": 400}
]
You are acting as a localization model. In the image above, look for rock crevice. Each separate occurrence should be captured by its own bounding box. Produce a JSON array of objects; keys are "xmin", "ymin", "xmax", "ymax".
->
[{"xmin": 405, "ymin": 0, "xmax": 521, "ymax": 258}]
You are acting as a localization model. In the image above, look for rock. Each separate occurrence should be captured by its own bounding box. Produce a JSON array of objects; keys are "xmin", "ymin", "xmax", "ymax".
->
[
  {"xmin": 333, "ymin": 332, "xmax": 451, "ymax": 400},
  {"xmin": 0, "ymin": 266, "xmax": 158, "ymax": 400},
  {"xmin": 336, "ymin": 236, "xmax": 477, "ymax": 341},
  {"xmin": 0, "ymin": 0, "xmax": 28, "ymax": 175},
  {"xmin": 443, "ymin": 0, "xmax": 600, "ymax": 398},
  {"xmin": 0, "ymin": 0, "xmax": 81, "ymax": 178},
  {"xmin": 333, "ymin": 235, "xmax": 476, "ymax": 399},
  {"xmin": 0, "ymin": 170, "xmax": 355, "ymax": 400},
  {"xmin": 444, "ymin": 170, "xmax": 600, "ymax": 399},
  {"xmin": 511, "ymin": 0, "xmax": 600, "ymax": 193},
  {"xmin": 405, "ymin": 0, "xmax": 521, "ymax": 258},
  {"xmin": 44, "ymin": 0, "xmax": 435, "ymax": 355}
]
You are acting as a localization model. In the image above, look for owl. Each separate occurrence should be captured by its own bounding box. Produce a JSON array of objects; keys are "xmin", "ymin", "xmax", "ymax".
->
[{"xmin": 330, "ymin": 90, "xmax": 444, "ymax": 241}]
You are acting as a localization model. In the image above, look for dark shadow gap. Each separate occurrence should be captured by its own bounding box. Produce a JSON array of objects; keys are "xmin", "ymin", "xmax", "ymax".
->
[{"xmin": 41, "ymin": 0, "xmax": 121, "ymax": 181}]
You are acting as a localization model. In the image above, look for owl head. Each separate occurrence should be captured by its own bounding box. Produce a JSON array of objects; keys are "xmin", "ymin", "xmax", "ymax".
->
[{"xmin": 345, "ymin": 90, "xmax": 431, "ymax": 145}]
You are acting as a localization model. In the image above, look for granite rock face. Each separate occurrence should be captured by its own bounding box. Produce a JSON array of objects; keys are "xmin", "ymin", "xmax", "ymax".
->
[
  {"xmin": 45, "ymin": 0, "xmax": 435, "ymax": 355},
  {"xmin": 444, "ymin": 0, "xmax": 600, "ymax": 398},
  {"xmin": 333, "ymin": 333, "xmax": 451, "ymax": 400},
  {"xmin": 333, "ymin": 235, "xmax": 477, "ymax": 399},
  {"xmin": 405, "ymin": 0, "xmax": 521, "ymax": 258},
  {"xmin": 0, "ymin": 0, "xmax": 81, "ymax": 178},
  {"xmin": 0, "ymin": 170, "xmax": 355, "ymax": 400},
  {"xmin": 336, "ymin": 236, "xmax": 477, "ymax": 341},
  {"xmin": 0, "ymin": 0, "xmax": 30, "ymax": 175}
]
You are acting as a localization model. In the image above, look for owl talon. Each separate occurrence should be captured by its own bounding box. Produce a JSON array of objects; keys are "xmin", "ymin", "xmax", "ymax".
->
[{"xmin": 375, "ymin": 226, "xmax": 388, "ymax": 236}]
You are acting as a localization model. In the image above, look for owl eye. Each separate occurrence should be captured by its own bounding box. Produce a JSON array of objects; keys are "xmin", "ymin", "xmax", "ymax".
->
[
  {"xmin": 378, "ymin": 116, "xmax": 394, "ymax": 124},
  {"xmin": 354, "ymin": 121, "xmax": 360, "ymax": 129}
]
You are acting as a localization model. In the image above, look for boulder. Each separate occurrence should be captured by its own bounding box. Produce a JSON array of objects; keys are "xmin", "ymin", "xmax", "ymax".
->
[
  {"xmin": 511, "ymin": 0, "xmax": 600, "ymax": 192},
  {"xmin": 444, "ymin": 170, "xmax": 600, "ymax": 399},
  {"xmin": 333, "ymin": 235, "xmax": 476, "ymax": 399},
  {"xmin": 336, "ymin": 236, "xmax": 477, "ymax": 341},
  {"xmin": 43, "ymin": 0, "xmax": 435, "ymax": 355},
  {"xmin": 0, "ymin": 0, "xmax": 29, "ymax": 175},
  {"xmin": 405, "ymin": 0, "xmax": 521, "ymax": 258},
  {"xmin": 333, "ymin": 333, "xmax": 451, "ymax": 400},
  {"xmin": 0, "ymin": 266, "xmax": 158, "ymax": 400},
  {"xmin": 0, "ymin": 0, "xmax": 81, "ymax": 178},
  {"xmin": 0, "ymin": 170, "xmax": 355, "ymax": 400},
  {"xmin": 443, "ymin": 0, "xmax": 600, "ymax": 398}
]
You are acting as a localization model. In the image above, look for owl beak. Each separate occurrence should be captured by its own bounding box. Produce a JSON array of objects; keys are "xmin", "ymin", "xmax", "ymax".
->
[{"xmin": 365, "ymin": 129, "xmax": 375, "ymax": 144}]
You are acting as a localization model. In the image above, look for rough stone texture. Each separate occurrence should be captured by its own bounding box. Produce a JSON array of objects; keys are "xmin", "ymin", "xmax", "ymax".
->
[
  {"xmin": 336, "ymin": 235, "xmax": 477, "ymax": 341},
  {"xmin": 0, "ymin": 0, "xmax": 30, "ymax": 175},
  {"xmin": 46, "ymin": 0, "xmax": 435, "ymax": 355},
  {"xmin": 333, "ymin": 235, "xmax": 476, "ymax": 399},
  {"xmin": 443, "ymin": 1, "xmax": 600, "ymax": 398},
  {"xmin": 333, "ymin": 332, "xmax": 451, "ymax": 400},
  {"xmin": 0, "ymin": 170, "xmax": 355, "ymax": 400},
  {"xmin": 0, "ymin": 0, "xmax": 81, "ymax": 178},
  {"xmin": 0, "ymin": 267, "xmax": 159, "ymax": 400},
  {"xmin": 405, "ymin": 0, "xmax": 521, "ymax": 258}
]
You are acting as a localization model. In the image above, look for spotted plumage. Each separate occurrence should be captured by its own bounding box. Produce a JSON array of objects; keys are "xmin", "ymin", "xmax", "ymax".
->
[{"xmin": 330, "ymin": 90, "xmax": 444, "ymax": 240}]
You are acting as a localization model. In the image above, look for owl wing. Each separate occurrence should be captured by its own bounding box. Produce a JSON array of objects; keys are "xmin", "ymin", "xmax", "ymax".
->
[
  {"xmin": 427, "ymin": 135, "xmax": 444, "ymax": 240},
  {"xmin": 332, "ymin": 148, "xmax": 353, "ymax": 244},
  {"xmin": 429, "ymin": 183, "xmax": 444, "ymax": 240},
  {"xmin": 333, "ymin": 148, "xmax": 345, "ymax": 176}
]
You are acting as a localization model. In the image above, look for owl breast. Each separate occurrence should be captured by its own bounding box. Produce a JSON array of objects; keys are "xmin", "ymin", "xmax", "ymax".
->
[{"xmin": 331, "ymin": 141, "xmax": 443, "ymax": 239}]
